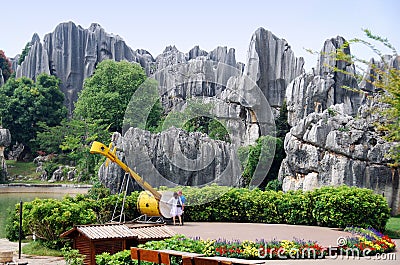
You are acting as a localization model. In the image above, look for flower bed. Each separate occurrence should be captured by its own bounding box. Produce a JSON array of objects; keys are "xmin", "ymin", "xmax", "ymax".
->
[
  {"xmin": 339, "ymin": 227, "xmax": 396, "ymax": 256},
  {"xmin": 98, "ymin": 227, "xmax": 397, "ymax": 263},
  {"xmin": 140, "ymin": 227, "xmax": 396, "ymax": 260},
  {"xmin": 142, "ymin": 235, "xmax": 327, "ymax": 260}
]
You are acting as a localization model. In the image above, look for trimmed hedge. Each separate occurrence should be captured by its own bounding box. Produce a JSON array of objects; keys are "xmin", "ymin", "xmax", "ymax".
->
[{"xmin": 179, "ymin": 185, "xmax": 390, "ymax": 231}]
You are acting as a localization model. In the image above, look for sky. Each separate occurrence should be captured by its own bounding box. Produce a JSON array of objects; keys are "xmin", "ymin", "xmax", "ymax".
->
[{"xmin": 1, "ymin": 0, "xmax": 399, "ymax": 70}]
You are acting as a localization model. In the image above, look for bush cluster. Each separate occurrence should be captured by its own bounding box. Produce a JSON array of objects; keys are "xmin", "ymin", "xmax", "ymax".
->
[
  {"xmin": 5, "ymin": 190, "xmax": 140, "ymax": 249},
  {"xmin": 6, "ymin": 185, "xmax": 390, "ymax": 249},
  {"xmin": 181, "ymin": 185, "xmax": 390, "ymax": 231}
]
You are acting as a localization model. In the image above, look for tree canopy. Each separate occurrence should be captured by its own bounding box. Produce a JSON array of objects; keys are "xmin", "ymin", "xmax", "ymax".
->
[
  {"xmin": 74, "ymin": 60, "xmax": 147, "ymax": 132},
  {"xmin": 0, "ymin": 50, "xmax": 12, "ymax": 83},
  {"xmin": 0, "ymin": 73, "xmax": 67, "ymax": 154}
]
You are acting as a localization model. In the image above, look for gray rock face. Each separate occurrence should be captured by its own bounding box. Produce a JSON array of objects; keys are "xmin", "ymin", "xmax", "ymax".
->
[
  {"xmin": 280, "ymin": 36, "xmax": 399, "ymax": 214},
  {"xmin": 244, "ymin": 28, "xmax": 304, "ymax": 109},
  {"xmin": 98, "ymin": 128, "xmax": 241, "ymax": 193},
  {"xmin": 280, "ymin": 94, "xmax": 399, "ymax": 214},
  {"xmin": 286, "ymin": 36, "xmax": 363, "ymax": 126},
  {"xmin": 359, "ymin": 55, "xmax": 400, "ymax": 92},
  {"xmin": 0, "ymin": 128, "xmax": 11, "ymax": 147},
  {"xmin": 0, "ymin": 128, "xmax": 11, "ymax": 182},
  {"xmin": 16, "ymin": 33, "xmax": 50, "ymax": 82},
  {"xmin": 16, "ymin": 22, "xmax": 154, "ymax": 114},
  {"xmin": 0, "ymin": 68, "xmax": 3, "ymax": 86}
]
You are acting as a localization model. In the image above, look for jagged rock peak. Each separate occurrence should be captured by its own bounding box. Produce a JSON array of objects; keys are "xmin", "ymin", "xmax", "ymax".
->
[
  {"xmin": 286, "ymin": 35, "xmax": 362, "ymax": 126},
  {"xmin": 244, "ymin": 27, "xmax": 304, "ymax": 109},
  {"xmin": 31, "ymin": 33, "xmax": 40, "ymax": 44},
  {"xmin": 163, "ymin": 45, "xmax": 180, "ymax": 53},
  {"xmin": 317, "ymin": 36, "xmax": 353, "ymax": 76},
  {"xmin": 89, "ymin": 22, "xmax": 102, "ymax": 31},
  {"xmin": 16, "ymin": 21, "xmax": 154, "ymax": 115},
  {"xmin": 187, "ymin": 45, "xmax": 208, "ymax": 60}
]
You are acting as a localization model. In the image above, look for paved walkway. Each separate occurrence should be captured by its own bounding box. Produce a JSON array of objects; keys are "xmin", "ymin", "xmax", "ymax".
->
[{"xmin": 0, "ymin": 222, "xmax": 398, "ymax": 264}]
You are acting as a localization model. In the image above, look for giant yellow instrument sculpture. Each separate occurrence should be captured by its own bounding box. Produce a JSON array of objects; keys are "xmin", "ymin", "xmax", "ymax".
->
[{"xmin": 90, "ymin": 141, "xmax": 173, "ymax": 220}]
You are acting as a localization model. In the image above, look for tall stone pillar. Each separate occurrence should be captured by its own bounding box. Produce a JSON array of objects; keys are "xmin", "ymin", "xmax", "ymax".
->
[{"xmin": 0, "ymin": 128, "xmax": 11, "ymax": 182}]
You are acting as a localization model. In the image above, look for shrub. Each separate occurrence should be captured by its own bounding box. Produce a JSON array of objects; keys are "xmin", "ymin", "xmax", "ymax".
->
[
  {"xmin": 5, "ymin": 190, "xmax": 140, "ymax": 249},
  {"xmin": 96, "ymin": 250, "xmax": 135, "ymax": 265},
  {"xmin": 312, "ymin": 186, "xmax": 390, "ymax": 231},
  {"xmin": 182, "ymin": 185, "xmax": 390, "ymax": 230},
  {"xmin": 62, "ymin": 247, "xmax": 85, "ymax": 265},
  {"xmin": 22, "ymin": 197, "xmax": 97, "ymax": 248}
]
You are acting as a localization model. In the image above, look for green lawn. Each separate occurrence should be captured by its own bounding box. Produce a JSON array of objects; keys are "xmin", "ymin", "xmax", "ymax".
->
[
  {"xmin": 22, "ymin": 241, "xmax": 63, "ymax": 257},
  {"xmin": 385, "ymin": 215, "xmax": 400, "ymax": 239},
  {"xmin": 6, "ymin": 160, "xmax": 41, "ymax": 179}
]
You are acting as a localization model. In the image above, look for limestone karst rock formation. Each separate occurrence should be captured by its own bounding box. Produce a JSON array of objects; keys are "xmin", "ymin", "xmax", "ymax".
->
[
  {"xmin": 244, "ymin": 28, "xmax": 305, "ymax": 110},
  {"xmin": 100, "ymin": 28, "xmax": 304, "ymax": 193},
  {"xmin": 0, "ymin": 128, "xmax": 11, "ymax": 182},
  {"xmin": 98, "ymin": 128, "xmax": 241, "ymax": 194},
  {"xmin": 0, "ymin": 69, "xmax": 4, "ymax": 87},
  {"xmin": 9, "ymin": 22, "xmax": 399, "ymax": 213},
  {"xmin": 279, "ymin": 38, "xmax": 400, "ymax": 214},
  {"xmin": 16, "ymin": 22, "xmax": 154, "ymax": 114}
]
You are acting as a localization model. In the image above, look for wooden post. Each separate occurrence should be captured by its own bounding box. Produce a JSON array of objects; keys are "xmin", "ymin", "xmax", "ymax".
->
[{"xmin": 19, "ymin": 200, "xmax": 23, "ymax": 259}]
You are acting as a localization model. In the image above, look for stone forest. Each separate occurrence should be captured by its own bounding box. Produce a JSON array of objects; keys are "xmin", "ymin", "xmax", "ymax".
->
[{"xmin": 0, "ymin": 20, "xmax": 399, "ymax": 264}]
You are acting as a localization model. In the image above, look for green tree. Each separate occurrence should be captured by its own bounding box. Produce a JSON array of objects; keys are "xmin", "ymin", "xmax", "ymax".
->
[
  {"xmin": 0, "ymin": 50, "xmax": 12, "ymax": 83},
  {"xmin": 123, "ymin": 78, "xmax": 164, "ymax": 133},
  {"xmin": 162, "ymin": 98, "xmax": 230, "ymax": 142},
  {"xmin": 238, "ymin": 135, "xmax": 284, "ymax": 188},
  {"xmin": 275, "ymin": 100, "xmax": 290, "ymax": 140},
  {"xmin": 18, "ymin": 42, "xmax": 31, "ymax": 65},
  {"xmin": 59, "ymin": 119, "xmax": 110, "ymax": 181},
  {"xmin": 0, "ymin": 74, "xmax": 67, "ymax": 156},
  {"xmin": 74, "ymin": 60, "xmax": 146, "ymax": 132}
]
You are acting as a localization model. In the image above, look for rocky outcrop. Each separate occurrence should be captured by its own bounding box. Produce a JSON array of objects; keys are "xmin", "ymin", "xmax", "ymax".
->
[
  {"xmin": 16, "ymin": 22, "xmax": 154, "ymax": 114},
  {"xmin": 279, "ymin": 102, "xmax": 399, "ymax": 214},
  {"xmin": 98, "ymin": 128, "xmax": 241, "ymax": 193},
  {"xmin": 0, "ymin": 128, "xmax": 11, "ymax": 182},
  {"xmin": 244, "ymin": 28, "xmax": 304, "ymax": 110},
  {"xmin": 16, "ymin": 33, "xmax": 50, "ymax": 82},
  {"xmin": 100, "ymin": 27, "xmax": 302, "ymax": 193},
  {"xmin": 279, "ymin": 37, "xmax": 399, "ymax": 214},
  {"xmin": 0, "ymin": 68, "xmax": 3, "ymax": 86},
  {"xmin": 286, "ymin": 36, "xmax": 363, "ymax": 126},
  {"xmin": 359, "ymin": 55, "xmax": 400, "ymax": 93}
]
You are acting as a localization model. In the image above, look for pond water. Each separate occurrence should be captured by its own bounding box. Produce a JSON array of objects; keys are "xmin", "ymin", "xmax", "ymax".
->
[{"xmin": 0, "ymin": 185, "xmax": 90, "ymax": 238}]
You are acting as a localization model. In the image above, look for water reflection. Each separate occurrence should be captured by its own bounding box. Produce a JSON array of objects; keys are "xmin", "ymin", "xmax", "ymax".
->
[{"xmin": 0, "ymin": 186, "xmax": 89, "ymax": 238}]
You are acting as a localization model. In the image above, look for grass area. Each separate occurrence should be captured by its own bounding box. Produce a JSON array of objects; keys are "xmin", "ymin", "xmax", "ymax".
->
[
  {"xmin": 385, "ymin": 215, "xmax": 400, "ymax": 239},
  {"xmin": 22, "ymin": 240, "xmax": 63, "ymax": 257},
  {"xmin": 6, "ymin": 160, "xmax": 41, "ymax": 179}
]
